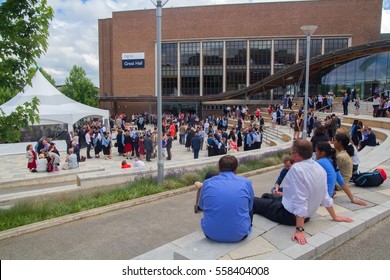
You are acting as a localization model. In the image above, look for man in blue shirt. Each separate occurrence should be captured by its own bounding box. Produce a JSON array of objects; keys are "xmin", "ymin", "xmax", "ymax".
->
[{"xmin": 198, "ymin": 155, "xmax": 254, "ymax": 243}]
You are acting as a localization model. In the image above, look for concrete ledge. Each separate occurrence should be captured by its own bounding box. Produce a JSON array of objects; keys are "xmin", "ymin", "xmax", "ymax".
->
[
  {"xmin": 77, "ymin": 145, "xmax": 289, "ymax": 189},
  {"xmin": 173, "ymin": 227, "xmax": 264, "ymax": 260},
  {"xmin": 0, "ymin": 167, "xmax": 104, "ymax": 190},
  {"xmin": 343, "ymin": 115, "xmax": 390, "ymax": 130}
]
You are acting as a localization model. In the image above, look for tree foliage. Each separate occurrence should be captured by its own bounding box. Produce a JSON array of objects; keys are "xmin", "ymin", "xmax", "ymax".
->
[
  {"xmin": 0, "ymin": 87, "xmax": 18, "ymax": 105},
  {"xmin": 0, "ymin": 0, "xmax": 54, "ymax": 91},
  {"xmin": 0, "ymin": 97, "xmax": 40, "ymax": 143},
  {"xmin": 61, "ymin": 65, "xmax": 99, "ymax": 107}
]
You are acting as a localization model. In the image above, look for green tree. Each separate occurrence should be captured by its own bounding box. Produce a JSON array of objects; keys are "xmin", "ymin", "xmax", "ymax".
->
[
  {"xmin": 0, "ymin": 0, "xmax": 54, "ymax": 90},
  {"xmin": 61, "ymin": 65, "xmax": 99, "ymax": 107},
  {"xmin": 0, "ymin": 87, "xmax": 18, "ymax": 105},
  {"xmin": 0, "ymin": 97, "xmax": 40, "ymax": 143}
]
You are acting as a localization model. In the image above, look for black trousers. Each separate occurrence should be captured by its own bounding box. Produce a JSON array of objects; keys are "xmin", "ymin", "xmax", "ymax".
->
[
  {"xmin": 253, "ymin": 196, "xmax": 296, "ymax": 226},
  {"xmin": 145, "ymin": 150, "xmax": 152, "ymax": 161}
]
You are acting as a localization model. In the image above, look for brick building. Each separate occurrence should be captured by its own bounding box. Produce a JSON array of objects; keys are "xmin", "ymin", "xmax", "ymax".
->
[{"xmin": 98, "ymin": 0, "xmax": 384, "ymax": 116}]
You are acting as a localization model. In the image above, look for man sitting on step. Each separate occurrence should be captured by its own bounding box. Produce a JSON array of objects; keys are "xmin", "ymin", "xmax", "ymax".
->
[{"xmin": 198, "ymin": 155, "xmax": 254, "ymax": 243}]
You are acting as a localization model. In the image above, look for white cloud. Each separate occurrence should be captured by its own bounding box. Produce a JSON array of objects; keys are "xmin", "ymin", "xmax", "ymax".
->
[{"xmin": 36, "ymin": 0, "xmax": 389, "ymax": 86}]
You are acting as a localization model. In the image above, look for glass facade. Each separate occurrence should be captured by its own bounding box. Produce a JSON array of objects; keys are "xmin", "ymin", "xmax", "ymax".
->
[
  {"xmin": 203, "ymin": 41, "xmax": 223, "ymax": 95},
  {"xmin": 161, "ymin": 36, "xmax": 356, "ymax": 98},
  {"xmin": 249, "ymin": 40, "xmax": 272, "ymax": 85},
  {"xmin": 324, "ymin": 38, "xmax": 348, "ymax": 53},
  {"xmin": 274, "ymin": 40, "xmax": 297, "ymax": 73},
  {"xmin": 162, "ymin": 43, "xmax": 178, "ymax": 96},
  {"xmin": 226, "ymin": 41, "xmax": 247, "ymax": 91},
  {"xmin": 180, "ymin": 42, "xmax": 200, "ymax": 96},
  {"xmin": 298, "ymin": 39, "xmax": 322, "ymax": 62},
  {"xmin": 321, "ymin": 52, "xmax": 390, "ymax": 100}
]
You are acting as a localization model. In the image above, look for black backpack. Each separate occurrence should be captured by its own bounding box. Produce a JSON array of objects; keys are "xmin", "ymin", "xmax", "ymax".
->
[{"xmin": 352, "ymin": 168, "xmax": 387, "ymax": 187}]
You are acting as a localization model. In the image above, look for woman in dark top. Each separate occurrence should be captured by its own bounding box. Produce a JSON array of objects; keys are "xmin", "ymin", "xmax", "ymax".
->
[{"xmin": 310, "ymin": 124, "xmax": 330, "ymax": 155}]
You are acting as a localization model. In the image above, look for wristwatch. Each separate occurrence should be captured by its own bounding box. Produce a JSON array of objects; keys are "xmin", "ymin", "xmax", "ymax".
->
[{"xmin": 296, "ymin": 226, "xmax": 304, "ymax": 232}]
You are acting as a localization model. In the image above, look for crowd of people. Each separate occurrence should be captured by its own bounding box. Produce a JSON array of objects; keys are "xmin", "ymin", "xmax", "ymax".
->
[{"xmin": 23, "ymin": 95, "xmax": 385, "ymax": 248}]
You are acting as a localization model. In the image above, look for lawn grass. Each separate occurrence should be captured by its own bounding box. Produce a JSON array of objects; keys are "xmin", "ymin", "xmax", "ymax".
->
[{"xmin": 0, "ymin": 150, "xmax": 289, "ymax": 231}]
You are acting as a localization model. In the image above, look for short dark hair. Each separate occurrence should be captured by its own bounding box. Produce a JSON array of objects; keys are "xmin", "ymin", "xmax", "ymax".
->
[
  {"xmin": 292, "ymin": 139, "xmax": 312, "ymax": 160},
  {"xmin": 218, "ymin": 155, "xmax": 238, "ymax": 172}
]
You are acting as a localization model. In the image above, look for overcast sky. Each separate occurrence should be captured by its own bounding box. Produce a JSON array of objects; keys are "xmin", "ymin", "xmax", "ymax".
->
[{"xmin": 3, "ymin": 0, "xmax": 390, "ymax": 86}]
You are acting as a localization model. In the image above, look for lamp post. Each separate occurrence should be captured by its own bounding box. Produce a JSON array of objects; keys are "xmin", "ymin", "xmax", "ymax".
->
[
  {"xmin": 152, "ymin": 0, "xmax": 169, "ymax": 184},
  {"xmin": 300, "ymin": 25, "xmax": 317, "ymax": 140}
]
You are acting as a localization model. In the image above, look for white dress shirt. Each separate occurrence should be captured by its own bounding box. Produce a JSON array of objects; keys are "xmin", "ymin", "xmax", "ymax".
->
[{"xmin": 282, "ymin": 158, "xmax": 333, "ymax": 218}]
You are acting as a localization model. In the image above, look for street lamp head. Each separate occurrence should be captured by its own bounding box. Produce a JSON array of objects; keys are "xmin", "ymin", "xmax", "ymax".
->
[{"xmin": 300, "ymin": 25, "xmax": 318, "ymax": 36}]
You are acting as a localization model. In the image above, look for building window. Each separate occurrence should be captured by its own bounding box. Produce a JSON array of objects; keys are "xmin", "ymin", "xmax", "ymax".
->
[
  {"xmin": 181, "ymin": 42, "xmax": 200, "ymax": 95},
  {"xmin": 162, "ymin": 43, "xmax": 178, "ymax": 96},
  {"xmin": 274, "ymin": 39, "xmax": 297, "ymax": 73},
  {"xmin": 203, "ymin": 41, "xmax": 223, "ymax": 95},
  {"xmin": 321, "ymin": 52, "xmax": 390, "ymax": 100},
  {"xmin": 226, "ymin": 41, "xmax": 247, "ymax": 91},
  {"xmin": 249, "ymin": 40, "xmax": 271, "ymax": 84},
  {"xmin": 298, "ymin": 39, "xmax": 322, "ymax": 62},
  {"xmin": 324, "ymin": 38, "xmax": 348, "ymax": 53}
]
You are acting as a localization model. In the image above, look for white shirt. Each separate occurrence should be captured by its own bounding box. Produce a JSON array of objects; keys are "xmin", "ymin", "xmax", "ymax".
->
[
  {"xmin": 134, "ymin": 160, "xmax": 145, "ymax": 168},
  {"xmin": 282, "ymin": 158, "xmax": 333, "ymax": 218},
  {"xmin": 351, "ymin": 145, "xmax": 360, "ymax": 165},
  {"xmin": 85, "ymin": 133, "xmax": 91, "ymax": 145},
  {"xmin": 36, "ymin": 158, "xmax": 48, "ymax": 172},
  {"xmin": 373, "ymin": 96, "xmax": 381, "ymax": 106}
]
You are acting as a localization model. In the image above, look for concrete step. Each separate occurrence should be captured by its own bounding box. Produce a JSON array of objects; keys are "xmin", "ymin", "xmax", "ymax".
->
[
  {"xmin": 0, "ymin": 184, "xmax": 78, "ymax": 207},
  {"xmin": 133, "ymin": 215, "xmax": 276, "ymax": 260},
  {"xmin": 0, "ymin": 166, "xmax": 104, "ymax": 190}
]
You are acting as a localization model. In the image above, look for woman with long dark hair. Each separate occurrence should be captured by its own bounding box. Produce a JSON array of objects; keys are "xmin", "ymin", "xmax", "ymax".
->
[
  {"xmin": 315, "ymin": 141, "xmax": 366, "ymax": 206},
  {"xmin": 334, "ymin": 133, "xmax": 354, "ymax": 185}
]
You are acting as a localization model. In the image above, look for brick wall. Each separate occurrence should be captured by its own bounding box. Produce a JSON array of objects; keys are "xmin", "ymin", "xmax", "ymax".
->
[{"xmin": 99, "ymin": 0, "xmax": 383, "ymax": 112}]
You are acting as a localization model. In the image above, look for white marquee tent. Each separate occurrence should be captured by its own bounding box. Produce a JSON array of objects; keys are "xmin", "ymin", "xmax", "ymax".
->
[{"xmin": 0, "ymin": 70, "xmax": 109, "ymax": 131}]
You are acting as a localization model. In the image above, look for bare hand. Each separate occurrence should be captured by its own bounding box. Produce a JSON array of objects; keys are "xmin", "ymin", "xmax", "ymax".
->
[
  {"xmin": 333, "ymin": 215, "xmax": 353, "ymax": 223},
  {"xmin": 273, "ymin": 190, "xmax": 283, "ymax": 196},
  {"xmin": 352, "ymin": 198, "xmax": 367, "ymax": 206},
  {"xmin": 292, "ymin": 231, "xmax": 307, "ymax": 245}
]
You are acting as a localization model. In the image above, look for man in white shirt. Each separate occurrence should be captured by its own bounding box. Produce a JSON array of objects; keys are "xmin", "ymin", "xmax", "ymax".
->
[{"xmin": 253, "ymin": 139, "xmax": 352, "ymax": 245}]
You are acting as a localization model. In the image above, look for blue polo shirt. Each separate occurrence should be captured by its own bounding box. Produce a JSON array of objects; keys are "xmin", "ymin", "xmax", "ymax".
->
[{"xmin": 198, "ymin": 172, "xmax": 254, "ymax": 243}]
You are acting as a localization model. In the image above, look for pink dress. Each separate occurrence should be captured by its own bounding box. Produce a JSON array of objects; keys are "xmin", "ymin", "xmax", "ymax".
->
[{"xmin": 27, "ymin": 150, "xmax": 37, "ymax": 170}]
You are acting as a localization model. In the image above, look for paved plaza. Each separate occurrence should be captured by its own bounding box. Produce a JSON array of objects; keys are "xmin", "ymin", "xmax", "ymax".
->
[{"xmin": 0, "ymin": 116, "xmax": 390, "ymax": 259}]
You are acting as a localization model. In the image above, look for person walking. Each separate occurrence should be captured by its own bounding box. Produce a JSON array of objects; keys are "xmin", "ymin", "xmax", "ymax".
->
[{"xmin": 191, "ymin": 132, "xmax": 202, "ymax": 159}]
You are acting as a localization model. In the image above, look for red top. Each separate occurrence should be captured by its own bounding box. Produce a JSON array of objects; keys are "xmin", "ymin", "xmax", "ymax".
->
[{"xmin": 121, "ymin": 164, "xmax": 131, "ymax": 169}]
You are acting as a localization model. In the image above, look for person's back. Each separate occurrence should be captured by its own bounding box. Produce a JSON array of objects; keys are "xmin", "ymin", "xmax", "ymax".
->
[
  {"xmin": 36, "ymin": 156, "xmax": 48, "ymax": 172},
  {"xmin": 198, "ymin": 155, "xmax": 254, "ymax": 243},
  {"xmin": 67, "ymin": 153, "xmax": 79, "ymax": 169},
  {"xmin": 282, "ymin": 158, "xmax": 329, "ymax": 219}
]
